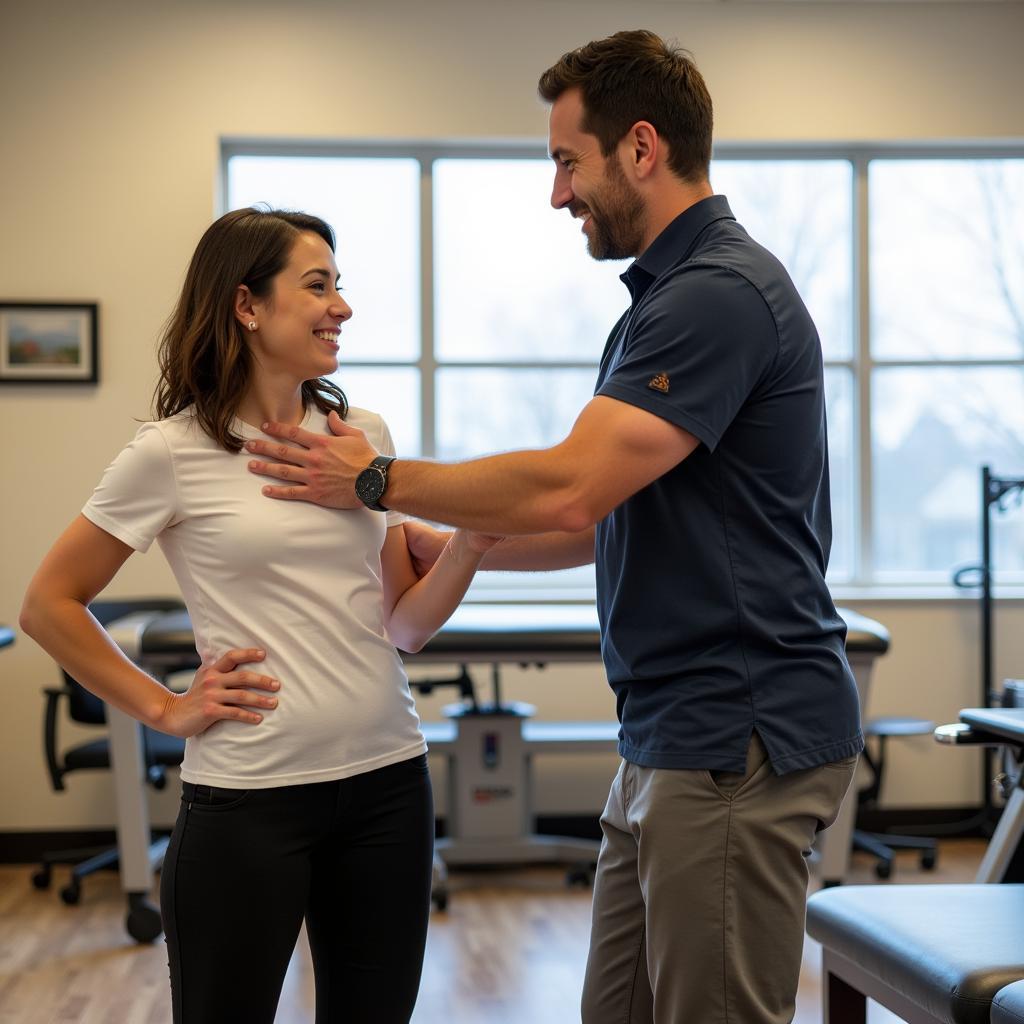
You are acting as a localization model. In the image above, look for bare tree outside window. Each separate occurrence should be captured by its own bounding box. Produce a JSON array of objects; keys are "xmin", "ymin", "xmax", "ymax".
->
[
  {"xmin": 713, "ymin": 160, "xmax": 854, "ymax": 578},
  {"xmin": 871, "ymin": 160, "xmax": 1024, "ymax": 579},
  {"xmin": 224, "ymin": 147, "xmax": 1024, "ymax": 593}
]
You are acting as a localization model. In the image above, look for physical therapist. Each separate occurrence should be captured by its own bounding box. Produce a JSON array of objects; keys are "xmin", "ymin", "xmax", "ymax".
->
[{"xmin": 245, "ymin": 30, "xmax": 862, "ymax": 1024}]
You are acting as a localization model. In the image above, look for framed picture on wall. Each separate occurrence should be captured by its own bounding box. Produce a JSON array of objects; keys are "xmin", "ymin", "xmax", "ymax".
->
[{"xmin": 0, "ymin": 302, "xmax": 99, "ymax": 384}]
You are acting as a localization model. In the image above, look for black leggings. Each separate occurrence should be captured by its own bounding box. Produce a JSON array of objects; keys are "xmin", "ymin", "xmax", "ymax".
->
[{"xmin": 161, "ymin": 754, "xmax": 434, "ymax": 1024}]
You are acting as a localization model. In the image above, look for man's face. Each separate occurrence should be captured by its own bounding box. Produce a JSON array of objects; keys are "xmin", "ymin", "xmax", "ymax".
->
[{"xmin": 548, "ymin": 88, "xmax": 646, "ymax": 261}]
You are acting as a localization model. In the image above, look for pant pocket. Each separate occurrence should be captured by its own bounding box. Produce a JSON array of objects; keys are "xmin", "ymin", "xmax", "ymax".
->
[
  {"xmin": 706, "ymin": 732, "xmax": 771, "ymax": 799},
  {"xmin": 184, "ymin": 782, "xmax": 251, "ymax": 811},
  {"xmin": 815, "ymin": 758, "xmax": 858, "ymax": 832}
]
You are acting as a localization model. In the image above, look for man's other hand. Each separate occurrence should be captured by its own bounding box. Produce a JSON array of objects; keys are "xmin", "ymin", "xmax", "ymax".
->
[{"xmin": 245, "ymin": 410, "xmax": 378, "ymax": 508}]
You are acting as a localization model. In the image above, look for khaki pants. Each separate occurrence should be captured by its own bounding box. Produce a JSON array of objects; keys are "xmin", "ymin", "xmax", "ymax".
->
[{"xmin": 581, "ymin": 733, "xmax": 856, "ymax": 1024}]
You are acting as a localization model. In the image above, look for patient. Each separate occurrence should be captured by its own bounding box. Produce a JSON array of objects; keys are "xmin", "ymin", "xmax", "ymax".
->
[{"xmin": 20, "ymin": 207, "xmax": 497, "ymax": 1024}]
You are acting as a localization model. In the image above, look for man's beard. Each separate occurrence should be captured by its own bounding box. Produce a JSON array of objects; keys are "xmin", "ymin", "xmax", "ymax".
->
[{"xmin": 578, "ymin": 158, "xmax": 646, "ymax": 261}]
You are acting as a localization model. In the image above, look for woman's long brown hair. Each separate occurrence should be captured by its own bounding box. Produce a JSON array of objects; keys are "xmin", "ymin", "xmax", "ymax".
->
[{"xmin": 154, "ymin": 207, "xmax": 348, "ymax": 452}]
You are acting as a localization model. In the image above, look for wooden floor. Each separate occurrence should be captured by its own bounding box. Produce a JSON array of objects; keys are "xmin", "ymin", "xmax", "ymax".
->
[{"xmin": 0, "ymin": 839, "xmax": 987, "ymax": 1023}]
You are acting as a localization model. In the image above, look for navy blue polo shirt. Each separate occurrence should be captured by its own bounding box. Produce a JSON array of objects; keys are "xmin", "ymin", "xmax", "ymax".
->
[{"xmin": 594, "ymin": 195, "xmax": 862, "ymax": 775}]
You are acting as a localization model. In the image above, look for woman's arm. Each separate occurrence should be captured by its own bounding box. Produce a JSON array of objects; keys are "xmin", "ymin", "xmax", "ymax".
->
[
  {"xmin": 20, "ymin": 515, "xmax": 281, "ymax": 737},
  {"xmin": 380, "ymin": 524, "xmax": 497, "ymax": 654},
  {"xmin": 403, "ymin": 520, "xmax": 595, "ymax": 577}
]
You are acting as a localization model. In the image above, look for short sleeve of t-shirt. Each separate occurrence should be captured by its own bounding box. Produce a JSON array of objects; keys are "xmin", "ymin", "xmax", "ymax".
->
[
  {"xmin": 596, "ymin": 264, "xmax": 779, "ymax": 452},
  {"xmin": 81, "ymin": 422, "xmax": 180, "ymax": 552},
  {"xmin": 373, "ymin": 415, "xmax": 409, "ymax": 530}
]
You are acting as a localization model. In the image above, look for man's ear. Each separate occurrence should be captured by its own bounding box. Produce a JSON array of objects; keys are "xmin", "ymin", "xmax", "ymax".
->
[
  {"xmin": 234, "ymin": 284, "xmax": 258, "ymax": 330},
  {"xmin": 627, "ymin": 121, "xmax": 659, "ymax": 181}
]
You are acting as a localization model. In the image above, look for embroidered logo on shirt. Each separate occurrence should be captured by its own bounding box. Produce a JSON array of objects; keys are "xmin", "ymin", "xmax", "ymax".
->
[{"xmin": 647, "ymin": 372, "xmax": 670, "ymax": 394}]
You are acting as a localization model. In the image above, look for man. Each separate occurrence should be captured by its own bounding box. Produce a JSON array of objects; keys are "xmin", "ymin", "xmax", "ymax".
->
[{"xmin": 245, "ymin": 29, "xmax": 861, "ymax": 1024}]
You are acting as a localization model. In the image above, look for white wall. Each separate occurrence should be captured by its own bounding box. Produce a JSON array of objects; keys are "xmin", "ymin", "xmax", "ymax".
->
[{"xmin": 2, "ymin": 0, "xmax": 1023, "ymax": 834}]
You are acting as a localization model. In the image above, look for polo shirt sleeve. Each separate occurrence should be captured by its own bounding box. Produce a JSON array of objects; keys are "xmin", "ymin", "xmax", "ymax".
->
[
  {"xmin": 596, "ymin": 264, "xmax": 779, "ymax": 452},
  {"xmin": 81, "ymin": 422, "xmax": 180, "ymax": 552}
]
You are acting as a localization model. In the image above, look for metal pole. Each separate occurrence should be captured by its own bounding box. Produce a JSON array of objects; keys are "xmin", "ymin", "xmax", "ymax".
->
[{"xmin": 981, "ymin": 465, "xmax": 994, "ymax": 814}]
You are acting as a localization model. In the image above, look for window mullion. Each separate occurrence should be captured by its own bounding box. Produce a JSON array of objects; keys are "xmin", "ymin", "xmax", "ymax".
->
[
  {"xmin": 420, "ymin": 157, "xmax": 437, "ymax": 458},
  {"xmin": 855, "ymin": 155, "xmax": 873, "ymax": 585}
]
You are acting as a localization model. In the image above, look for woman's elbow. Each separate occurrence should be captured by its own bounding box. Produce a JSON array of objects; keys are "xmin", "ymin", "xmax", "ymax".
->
[
  {"xmin": 395, "ymin": 635, "xmax": 427, "ymax": 655},
  {"xmin": 387, "ymin": 624, "xmax": 428, "ymax": 656},
  {"xmin": 19, "ymin": 588, "xmax": 46, "ymax": 641},
  {"xmin": 20, "ymin": 586, "xmax": 78, "ymax": 643}
]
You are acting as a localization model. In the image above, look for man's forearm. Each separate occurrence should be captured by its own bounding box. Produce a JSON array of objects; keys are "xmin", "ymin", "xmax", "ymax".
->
[
  {"xmin": 386, "ymin": 447, "xmax": 591, "ymax": 535},
  {"xmin": 251, "ymin": 394, "xmax": 692, "ymax": 530}
]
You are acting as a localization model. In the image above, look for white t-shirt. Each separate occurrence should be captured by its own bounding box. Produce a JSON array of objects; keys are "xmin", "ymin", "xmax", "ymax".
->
[{"xmin": 82, "ymin": 405, "xmax": 426, "ymax": 789}]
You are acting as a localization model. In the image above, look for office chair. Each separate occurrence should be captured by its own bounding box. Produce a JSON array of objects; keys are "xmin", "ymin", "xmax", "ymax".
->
[
  {"xmin": 32, "ymin": 597, "xmax": 187, "ymax": 905},
  {"xmin": 852, "ymin": 716, "xmax": 938, "ymax": 879}
]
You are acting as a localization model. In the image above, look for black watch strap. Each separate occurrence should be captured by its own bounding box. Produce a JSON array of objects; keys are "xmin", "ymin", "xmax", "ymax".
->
[{"xmin": 357, "ymin": 454, "xmax": 396, "ymax": 512}]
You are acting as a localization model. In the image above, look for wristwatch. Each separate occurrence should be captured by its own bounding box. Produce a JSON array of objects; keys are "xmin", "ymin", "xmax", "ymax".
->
[{"xmin": 354, "ymin": 455, "xmax": 396, "ymax": 512}]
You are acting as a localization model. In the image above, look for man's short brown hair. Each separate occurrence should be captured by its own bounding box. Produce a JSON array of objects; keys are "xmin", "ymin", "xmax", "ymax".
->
[{"xmin": 538, "ymin": 29, "xmax": 713, "ymax": 184}]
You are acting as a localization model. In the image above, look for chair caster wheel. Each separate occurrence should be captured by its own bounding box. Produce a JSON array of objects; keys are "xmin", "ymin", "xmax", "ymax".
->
[
  {"xmin": 60, "ymin": 880, "xmax": 81, "ymax": 905},
  {"xmin": 874, "ymin": 860, "xmax": 892, "ymax": 880},
  {"xmin": 921, "ymin": 850, "xmax": 937, "ymax": 871},
  {"xmin": 126, "ymin": 895, "xmax": 163, "ymax": 943},
  {"xmin": 31, "ymin": 868, "xmax": 52, "ymax": 890}
]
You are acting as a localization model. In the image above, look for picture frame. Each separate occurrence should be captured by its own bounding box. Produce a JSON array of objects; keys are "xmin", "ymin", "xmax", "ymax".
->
[{"xmin": 0, "ymin": 302, "xmax": 99, "ymax": 384}]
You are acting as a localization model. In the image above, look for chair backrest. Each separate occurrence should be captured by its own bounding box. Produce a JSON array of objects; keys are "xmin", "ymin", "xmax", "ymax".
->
[{"xmin": 63, "ymin": 598, "xmax": 187, "ymax": 724}]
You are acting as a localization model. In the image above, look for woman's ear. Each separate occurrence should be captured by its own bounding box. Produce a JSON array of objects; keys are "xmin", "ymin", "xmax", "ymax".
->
[{"xmin": 234, "ymin": 285, "xmax": 258, "ymax": 332}]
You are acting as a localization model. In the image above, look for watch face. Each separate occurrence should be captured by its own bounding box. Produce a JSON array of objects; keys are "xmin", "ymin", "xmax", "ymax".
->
[{"xmin": 355, "ymin": 466, "xmax": 385, "ymax": 505}]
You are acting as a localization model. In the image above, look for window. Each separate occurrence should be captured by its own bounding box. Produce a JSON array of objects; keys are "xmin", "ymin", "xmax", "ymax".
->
[
  {"xmin": 432, "ymin": 158, "xmax": 627, "ymax": 464},
  {"xmin": 227, "ymin": 154, "xmax": 423, "ymax": 454},
  {"xmin": 224, "ymin": 143, "xmax": 1024, "ymax": 594},
  {"xmin": 710, "ymin": 159, "xmax": 855, "ymax": 579},
  {"xmin": 869, "ymin": 159, "xmax": 1024, "ymax": 580}
]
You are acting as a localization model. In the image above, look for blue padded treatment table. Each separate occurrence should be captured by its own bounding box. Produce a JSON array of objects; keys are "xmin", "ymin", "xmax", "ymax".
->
[
  {"xmin": 132, "ymin": 602, "xmax": 889, "ymax": 667},
  {"xmin": 101, "ymin": 603, "xmax": 888, "ymax": 934}
]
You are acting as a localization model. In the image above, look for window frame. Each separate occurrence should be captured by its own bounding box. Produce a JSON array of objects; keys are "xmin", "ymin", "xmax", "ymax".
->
[{"xmin": 221, "ymin": 139, "xmax": 1024, "ymax": 597}]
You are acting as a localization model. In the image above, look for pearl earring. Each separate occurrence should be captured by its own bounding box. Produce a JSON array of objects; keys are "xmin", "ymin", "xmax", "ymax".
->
[{"xmin": 247, "ymin": 321, "xmax": 257, "ymax": 332}]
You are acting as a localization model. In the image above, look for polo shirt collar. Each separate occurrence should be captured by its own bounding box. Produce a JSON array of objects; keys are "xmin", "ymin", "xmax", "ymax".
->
[{"xmin": 621, "ymin": 194, "xmax": 735, "ymax": 301}]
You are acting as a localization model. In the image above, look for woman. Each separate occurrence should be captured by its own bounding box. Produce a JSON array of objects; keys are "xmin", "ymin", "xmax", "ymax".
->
[{"xmin": 20, "ymin": 207, "xmax": 496, "ymax": 1024}]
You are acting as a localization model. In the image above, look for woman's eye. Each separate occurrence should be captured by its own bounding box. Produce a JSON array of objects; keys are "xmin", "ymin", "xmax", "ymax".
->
[{"xmin": 311, "ymin": 281, "xmax": 326, "ymax": 292}]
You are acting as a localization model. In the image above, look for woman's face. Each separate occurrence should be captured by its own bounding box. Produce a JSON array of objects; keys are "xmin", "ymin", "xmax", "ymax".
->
[{"xmin": 247, "ymin": 231, "xmax": 352, "ymax": 382}]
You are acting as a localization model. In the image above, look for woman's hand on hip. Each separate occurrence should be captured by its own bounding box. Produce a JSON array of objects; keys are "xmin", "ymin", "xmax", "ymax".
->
[{"xmin": 157, "ymin": 648, "xmax": 280, "ymax": 737}]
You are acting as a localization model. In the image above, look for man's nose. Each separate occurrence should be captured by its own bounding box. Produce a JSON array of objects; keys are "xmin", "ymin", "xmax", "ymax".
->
[{"xmin": 551, "ymin": 169, "xmax": 573, "ymax": 210}]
